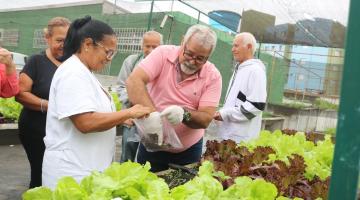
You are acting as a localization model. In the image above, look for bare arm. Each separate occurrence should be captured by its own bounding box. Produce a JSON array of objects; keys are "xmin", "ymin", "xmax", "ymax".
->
[
  {"xmin": 183, "ymin": 106, "xmax": 216, "ymax": 129},
  {"xmin": 126, "ymin": 67, "xmax": 156, "ymax": 112},
  {"xmin": 15, "ymin": 73, "xmax": 47, "ymax": 111},
  {"xmin": 70, "ymin": 104, "xmax": 151, "ymax": 134}
]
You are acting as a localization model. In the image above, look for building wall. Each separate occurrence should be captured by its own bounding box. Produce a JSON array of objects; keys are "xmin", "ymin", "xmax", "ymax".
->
[
  {"xmin": 0, "ymin": 4, "xmax": 103, "ymax": 55},
  {"xmin": 0, "ymin": 4, "xmax": 285, "ymax": 105},
  {"xmin": 324, "ymin": 48, "xmax": 343, "ymax": 96}
]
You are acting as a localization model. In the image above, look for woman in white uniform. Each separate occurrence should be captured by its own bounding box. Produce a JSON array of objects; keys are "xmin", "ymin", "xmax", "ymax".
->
[{"xmin": 42, "ymin": 16, "xmax": 151, "ymax": 189}]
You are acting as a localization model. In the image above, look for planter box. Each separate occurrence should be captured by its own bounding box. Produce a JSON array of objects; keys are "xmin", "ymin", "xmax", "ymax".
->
[
  {"xmin": 266, "ymin": 104, "xmax": 338, "ymax": 132},
  {"xmin": 262, "ymin": 116, "xmax": 285, "ymax": 131},
  {"xmin": 0, "ymin": 123, "xmax": 20, "ymax": 145}
]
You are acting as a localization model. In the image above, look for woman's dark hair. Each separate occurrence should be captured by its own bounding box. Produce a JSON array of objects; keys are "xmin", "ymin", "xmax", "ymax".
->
[{"xmin": 60, "ymin": 16, "xmax": 115, "ymax": 61}]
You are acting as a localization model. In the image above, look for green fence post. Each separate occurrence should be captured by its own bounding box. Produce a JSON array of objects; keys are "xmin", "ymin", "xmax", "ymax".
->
[
  {"xmin": 329, "ymin": 0, "xmax": 360, "ymax": 199},
  {"xmin": 147, "ymin": 0, "xmax": 155, "ymax": 31}
]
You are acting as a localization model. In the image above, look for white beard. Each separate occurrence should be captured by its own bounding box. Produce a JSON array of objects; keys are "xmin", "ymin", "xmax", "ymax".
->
[{"xmin": 180, "ymin": 62, "xmax": 198, "ymax": 75}]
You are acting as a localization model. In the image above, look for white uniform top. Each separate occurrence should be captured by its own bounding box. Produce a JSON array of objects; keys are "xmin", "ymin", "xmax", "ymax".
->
[
  {"xmin": 218, "ymin": 59, "xmax": 267, "ymax": 143},
  {"xmin": 42, "ymin": 55, "xmax": 116, "ymax": 189}
]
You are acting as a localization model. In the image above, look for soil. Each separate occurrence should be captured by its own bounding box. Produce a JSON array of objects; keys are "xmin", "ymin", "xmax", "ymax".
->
[{"xmin": 158, "ymin": 169, "xmax": 196, "ymax": 189}]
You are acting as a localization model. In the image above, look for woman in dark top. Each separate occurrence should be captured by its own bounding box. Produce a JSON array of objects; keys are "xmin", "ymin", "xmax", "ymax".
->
[{"xmin": 15, "ymin": 17, "xmax": 70, "ymax": 188}]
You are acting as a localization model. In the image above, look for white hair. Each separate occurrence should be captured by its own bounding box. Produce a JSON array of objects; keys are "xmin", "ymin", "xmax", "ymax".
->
[
  {"xmin": 236, "ymin": 32, "xmax": 257, "ymax": 55},
  {"xmin": 183, "ymin": 24, "xmax": 217, "ymax": 56},
  {"xmin": 141, "ymin": 30, "xmax": 163, "ymax": 46}
]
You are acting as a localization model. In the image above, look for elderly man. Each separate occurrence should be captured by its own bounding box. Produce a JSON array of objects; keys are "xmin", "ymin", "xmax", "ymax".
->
[
  {"xmin": 214, "ymin": 32, "xmax": 267, "ymax": 143},
  {"xmin": 126, "ymin": 24, "xmax": 222, "ymax": 172},
  {"xmin": 117, "ymin": 30, "xmax": 163, "ymax": 163},
  {"xmin": 0, "ymin": 47, "xmax": 19, "ymax": 98}
]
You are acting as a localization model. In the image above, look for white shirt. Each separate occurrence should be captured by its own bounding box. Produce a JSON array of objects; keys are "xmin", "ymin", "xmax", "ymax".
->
[
  {"xmin": 42, "ymin": 55, "xmax": 116, "ymax": 189},
  {"xmin": 218, "ymin": 59, "xmax": 267, "ymax": 143}
]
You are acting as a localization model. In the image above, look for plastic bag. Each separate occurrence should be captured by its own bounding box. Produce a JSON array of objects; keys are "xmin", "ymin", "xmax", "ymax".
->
[
  {"xmin": 123, "ymin": 125, "xmax": 140, "ymax": 142},
  {"xmin": 205, "ymin": 120, "xmax": 224, "ymax": 141},
  {"xmin": 134, "ymin": 117, "xmax": 183, "ymax": 152}
]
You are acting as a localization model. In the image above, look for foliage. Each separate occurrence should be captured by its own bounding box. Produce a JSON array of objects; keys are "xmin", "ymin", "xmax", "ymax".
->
[
  {"xmin": 171, "ymin": 161, "xmax": 279, "ymax": 200},
  {"xmin": 324, "ymin": 128, "xmax": 336, "ymax": 136},
  {"xmin": 281, "ymin": 102, "xmax": 307, "ymax": 109},
  {"xmin": 0, "ymin": 97, "xmax": 22, "ymax": 121},
  {"xmin": 22, "ymin": 131, "xmax": 332, "ymax": 200},
  {"xmin": 111, "ymin": 92, "xmax": 122, "ymax": 111},
  {"xmin": 262, "ymin": 111, "xmax": 274, "ymax": 118},
  {"xmin": 23, "ymin": 162, "xmax": 171, "ymax": 200},
  {"xmin": 202, "ymin": 130, "xmax": 333, "ymax": 199},
  {"xmin": 313, "ymin": 98, "xmax": 338, "ymax": 110},
  {"xmin": 241, "ymin": 130, "xmax": 334, "ymax": 180}
]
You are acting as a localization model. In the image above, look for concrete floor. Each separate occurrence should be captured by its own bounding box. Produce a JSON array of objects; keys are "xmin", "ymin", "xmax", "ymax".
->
[{"xmin": 0, "ymin": 144, "xmax": 29, "ymax": 200}]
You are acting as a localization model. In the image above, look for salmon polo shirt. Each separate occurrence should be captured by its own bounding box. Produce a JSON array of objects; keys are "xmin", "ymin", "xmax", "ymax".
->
[{"xmin": 139, "ymin": 45, "xmax": 222, "ymax": 152}]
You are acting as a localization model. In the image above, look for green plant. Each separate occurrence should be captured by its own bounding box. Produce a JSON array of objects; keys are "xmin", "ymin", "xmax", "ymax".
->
[
  {"xmin": 282, "ymin": 102, "xmax": 307, "ymax": 109},
  {"xmin": 324, "ymin": 128, "xmax": 336, "ymax": 136},
  {"xmin": 111, "ymin": 92, "xmax": 122, "ymax": 111},
  {"xmin": 314, "ymin": 98, "xmax": 338, "ymax": 110},
  {"xmin": 0, "ymin": 97, "xmax": 22, "ymax": 120},
  {"xmin": 262, "ymin": 111, "xmax": 274, "ymax": 118}
]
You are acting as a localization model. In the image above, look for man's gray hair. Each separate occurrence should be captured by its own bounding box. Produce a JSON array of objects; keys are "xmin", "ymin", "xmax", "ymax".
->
[
  {"xmin": 141, "ymin": 30, "xmax": 163, "ymax": 45},
  {"xmin": 237, "ymin": 32, "xmax": 257, "ymax": 55},
  {"xmin": 183, "ymin": 24, "xmax": 217, "ymax": 56}
]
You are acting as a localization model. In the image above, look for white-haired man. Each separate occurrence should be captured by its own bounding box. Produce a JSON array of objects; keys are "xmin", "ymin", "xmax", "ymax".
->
[
  {"xmin": 117, "ymin": 31, "xmax": 163, "ymax": 163},
  {"xmin": 214, "ymin": 32, "xmax": 267, "ymax": 143},
  {"xmin": 126, "ymin": 24, "xmax": 222, "ymax": 172}
]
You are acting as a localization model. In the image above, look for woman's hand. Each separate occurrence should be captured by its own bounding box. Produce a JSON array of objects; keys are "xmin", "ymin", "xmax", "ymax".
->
[
  {"xmin": 0, "ymin": 48, "xmax": 16, "ymax": 75},
  {"xmin": 128, "ymin": 104, "xmax": 151, "ymax": 119},
  {"xmin": 123, "ymin": 118, "xmax": 134, "ymax": 127}
]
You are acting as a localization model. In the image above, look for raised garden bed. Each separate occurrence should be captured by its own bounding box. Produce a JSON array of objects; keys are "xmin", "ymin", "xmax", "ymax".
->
[{"xmin": 0, "ymin": 123, "xmax": 20, "ymax": 145}]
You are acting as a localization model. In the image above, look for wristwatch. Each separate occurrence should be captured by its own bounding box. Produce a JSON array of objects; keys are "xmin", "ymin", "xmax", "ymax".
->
[{"xmin": 183, "ymin": 108, "xmax": 192, "ymax": 122}]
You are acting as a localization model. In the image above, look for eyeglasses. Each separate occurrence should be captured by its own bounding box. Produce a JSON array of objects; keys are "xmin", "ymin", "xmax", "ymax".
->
[
  {"xmin": 183, "ymin": 46, "xmax": 208, "ymax": 64},
  {"xmin": 95, "ymin": 42, "xmax": 117, "ymax": 59}
]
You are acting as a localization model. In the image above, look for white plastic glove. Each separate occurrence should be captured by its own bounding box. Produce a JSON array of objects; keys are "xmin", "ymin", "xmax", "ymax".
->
[
  {"xmin": 160, "ymin": 105, "xmax": 184, "ymax": 125},
  {"xmin": 135, "ymin": 111, "xmax": 163, "ymax": 145}
]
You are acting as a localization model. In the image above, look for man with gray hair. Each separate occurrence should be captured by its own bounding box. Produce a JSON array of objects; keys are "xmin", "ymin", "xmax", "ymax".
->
[
  {"xmin": 126, "ymin": 24, "xmax": 222, "ymax": 171},
  {"xmin": 214, "ymin": 32, "xmax": 267, "ymax": 143},
  {"xmin": 117, "ymin": 30, "xmax": 163, "ymax": 163}
]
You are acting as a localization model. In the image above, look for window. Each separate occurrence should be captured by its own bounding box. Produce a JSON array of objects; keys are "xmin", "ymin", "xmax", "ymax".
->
[
  {"xmin": 33, "ymin": 29, "xmax": 47, "ymax": 49},
  {"xmin": 334, "ymin": 50, "xmax": 341, "ymax": 57},
  {"xmin": 0, "ymin": 29, "xmax": 19, "ymax": 47},
  {"xmin": 113, "ymin": 28, "xmax": 147, "ymax": 53}
]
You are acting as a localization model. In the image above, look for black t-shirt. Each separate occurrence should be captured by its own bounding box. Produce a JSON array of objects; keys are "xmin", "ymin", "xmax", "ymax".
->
[{"xmin": 18, "ymin": 52, "xmax": 58, "ymax": 137}]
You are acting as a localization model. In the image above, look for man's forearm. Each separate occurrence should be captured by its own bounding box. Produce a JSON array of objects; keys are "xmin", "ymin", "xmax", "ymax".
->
[{"xmin": 183, "ymin": 109, "xmax": 213, "ymax": 129}]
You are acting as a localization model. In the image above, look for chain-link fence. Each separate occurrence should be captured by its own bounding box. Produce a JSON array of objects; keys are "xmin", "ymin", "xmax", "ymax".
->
[{"xmin": 258, "ymin": 44, "xmax": 343, "ymax": 105}]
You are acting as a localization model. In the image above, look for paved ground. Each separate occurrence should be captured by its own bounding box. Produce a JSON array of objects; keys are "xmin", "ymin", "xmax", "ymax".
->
[{"xmin": 0, "ymin": 144, "xmax": 29, "ymax": 200}]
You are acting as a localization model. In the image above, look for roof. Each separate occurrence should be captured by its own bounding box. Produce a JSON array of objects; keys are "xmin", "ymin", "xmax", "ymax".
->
[
  {"xmin": 0, "ymin": 0, "xmax": 349, "ymax": 47},
  {"xmin": 0, "ymin": 0, "xmax": 349, "ymax": 26}
]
